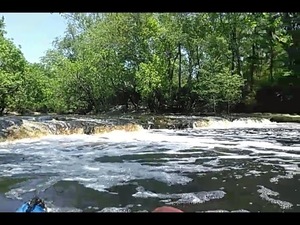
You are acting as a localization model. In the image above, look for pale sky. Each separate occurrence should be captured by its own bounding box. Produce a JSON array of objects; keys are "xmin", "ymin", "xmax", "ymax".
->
[{"xmin": 0, "ymin": 13, "xmax": 67, "ymax": 63}]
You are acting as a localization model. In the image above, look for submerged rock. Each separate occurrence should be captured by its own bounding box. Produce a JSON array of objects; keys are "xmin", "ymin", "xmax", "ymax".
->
[
  {"xmin": 0, "ymin": 116, "xmax": 142, "ymax": 142},
  {"xmin": 270, "ymin": 115, "xmax": 300, "ymax": 123}
]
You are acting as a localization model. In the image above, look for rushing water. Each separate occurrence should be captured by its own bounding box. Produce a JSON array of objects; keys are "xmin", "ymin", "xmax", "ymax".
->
[{"xmin": 0, "ymin": 117, "xmax": 300, "ymax": 212}]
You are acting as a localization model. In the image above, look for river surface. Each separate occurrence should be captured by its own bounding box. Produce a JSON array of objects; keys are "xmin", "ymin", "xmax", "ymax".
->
[{"xmin": 1, "ymin": 118, "xmax": 300, "ymax": 212}]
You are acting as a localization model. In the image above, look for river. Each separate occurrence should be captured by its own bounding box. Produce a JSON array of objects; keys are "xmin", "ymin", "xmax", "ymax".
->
[{"xmin": 0, "ymin": 116, "xmax": 300, "ymax": 212}]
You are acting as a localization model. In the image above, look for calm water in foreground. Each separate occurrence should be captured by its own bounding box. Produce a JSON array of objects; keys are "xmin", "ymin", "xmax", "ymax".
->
[{"xmin": 0, "ymin": 118, "xmax": 300, "ymax": 212}]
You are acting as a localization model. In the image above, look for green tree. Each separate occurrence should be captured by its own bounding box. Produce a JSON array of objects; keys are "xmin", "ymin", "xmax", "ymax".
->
[{"xmin": 0, "ymin": 30, "xmax": 26, "ymax": 115}]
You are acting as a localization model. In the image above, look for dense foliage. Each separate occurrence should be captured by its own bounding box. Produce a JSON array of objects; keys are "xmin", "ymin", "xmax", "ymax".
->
[{"xmin": 1, "ymin": 13, "xmax": 300, "ymax": 115}]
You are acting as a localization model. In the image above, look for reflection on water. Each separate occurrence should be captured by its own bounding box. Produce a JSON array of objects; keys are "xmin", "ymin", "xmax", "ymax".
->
[{"xmin": 0, "ymin": 120, "xmax": 300, "ymax": 212}]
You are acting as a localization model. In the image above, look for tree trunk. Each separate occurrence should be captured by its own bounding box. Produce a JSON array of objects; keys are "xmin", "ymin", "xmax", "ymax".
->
[
  {"xmin": 227, "ymin": 101, "xmax": 230, "ymax": 114},
  {"xmin": 232, "ymin": 24, "xmax": 246, "ymax": 99},
  {"xmin": 196, "ymin": 46, "xmax": 201, "ymax": 81},
  {"xmin": 268, "ymin": 25, "xmax": 275, "ymax": 82},
  {"xmin": 249, "ymin": 43, "xmax": 256, "ymax": 92},
  {"xmin": 231, "ymin": 43, "xmax": 235, "ymax": 74},
  {"xmin": 0, "ymin": 93, "xmax": 7, "ymax": 116},
  {"xmin": 269, "ymin": 44, "xmax": 274, "ymax": 82},
  {"xmin": 231, "ymin": 25, "xmax": 242, "ymax": 77},
  {"xmin": 213, "ymin": 97, "xmax": 216, "ymax": 114},
  {"xmin": 167, "ymin": 52, "xmax": 172, "ymax": 95},
  {"xmin": 178, "ymin": 43, "xmax": 182, "ymax": 90},
  {"xmin": 187, "ymin": 49, "xmax": 193, "ymax": 87}
]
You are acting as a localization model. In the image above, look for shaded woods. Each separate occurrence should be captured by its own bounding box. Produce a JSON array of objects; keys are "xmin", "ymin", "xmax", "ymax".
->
[{"xmin": 0, "ymin": 13, "xmax": 300, "ymax": 115}]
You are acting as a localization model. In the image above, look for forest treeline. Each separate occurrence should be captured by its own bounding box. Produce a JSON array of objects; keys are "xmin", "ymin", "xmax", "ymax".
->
[{"xmin": 0, "ymin": 13, "xmax": 300, "ymax": 115}]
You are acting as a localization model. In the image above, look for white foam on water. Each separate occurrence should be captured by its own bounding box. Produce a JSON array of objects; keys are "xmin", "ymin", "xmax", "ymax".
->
[
  {"xmin": 257, "ymin": 185, "xmax": 293, "ymax": 209},
  {"xmin": 231, "ymin": 209, "xmax": 250, "ymax": 212},
  {"xmin": 236, "ymin": 141, "xmax": 300, "ymax": 152},
  {"xmin": 0, "ymin": 149, "xmax": 11, "ymax": 153},
  {"xmin": 47, "ymin": 161, "xmax": 194, "ymax": 193},
  {"xmin": 0, "ymin": 120, "xmax": 300, "ymax": 211},
  {"xmin": 83, "ymin": 166, "xmax": 100, "ymax": 171},
  {"xmin": 151, "ymin": 163, "xmax": 226, "ymax": 173},
  {"xmin": 270, "ymin": 174, "xmax": 294, "ymax": 183},
  {"xmin": 0, "ymin": 126, "xmax": 299, "ymax": 190},
  {"xmin": 5, "ymin": 188, "xmax": 36, "ymax": 200},
  {"xmin": 279, "ymin": 164, "xmax": 300, "ymax": 172},
  {"xmin": 204, "ymin": 209, "xmax": 229, "ymax": 212},
  {"xmin": 203, "ymin": 209, "xmax": 250, "ymax": 213},
  {"xmin": 193, "ymin": 118, "xmax": 275, "ymax": 129},
  {"xmin": 218, "ymin": 155, "xmax": 256, "ymax": 159},
  {"xmin": 132, "ymin": 186, "xmax": 226, "ymax": 205},
  {"xmin": 46, "ymin": 205, "xmax": 82, "ymax": 212},
  {"xmin": 99, "ymin": 207, "xmax": 131, "ymax": 212},
  {"xmin": 64, "ymin": 177, "xmax": 97, "ymax": 182},
  {"xmin": 5, "ymin": 176, "xmax": 61, "ymax": 201}
]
